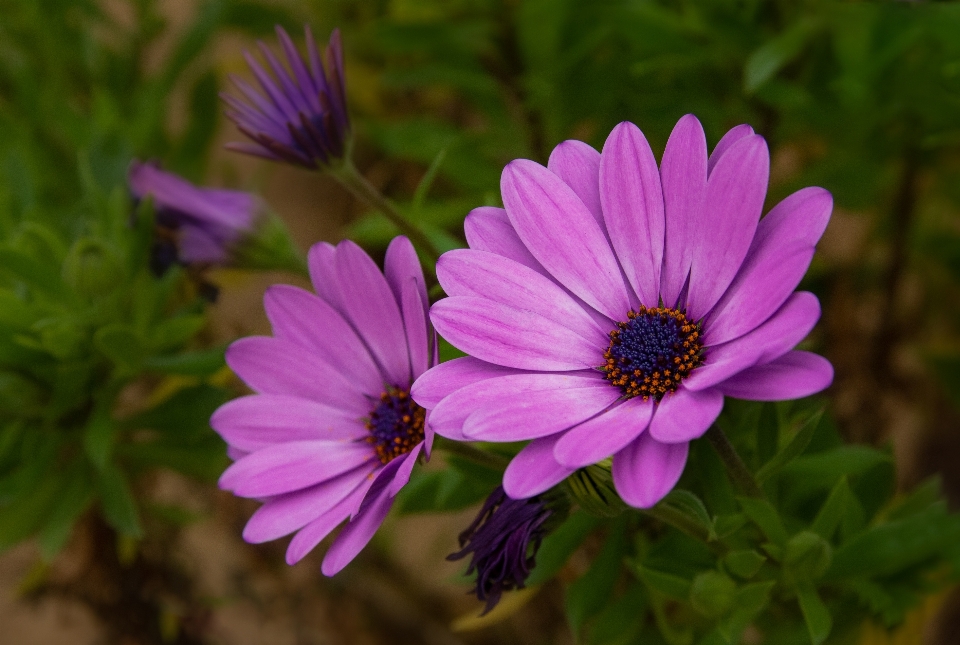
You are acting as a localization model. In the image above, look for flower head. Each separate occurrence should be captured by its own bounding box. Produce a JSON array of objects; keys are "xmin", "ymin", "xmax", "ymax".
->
[
  {"xmin": 128, "ymin": 160, "xmax": 261, "ymax": 276},
  {"xmin": 413, "ymin": 116, "xmax": 834, "ymax": 509},
  {"xmin": 213, "ymin": 236, "xmax": 435, "ymax": 574},
  {"xmin": 223, "ymin": 25, "xmax": 350, "ymax": 169},
  {"xmin": 448, "ymin": 486, "xmax": 557, "ymax": 614}
]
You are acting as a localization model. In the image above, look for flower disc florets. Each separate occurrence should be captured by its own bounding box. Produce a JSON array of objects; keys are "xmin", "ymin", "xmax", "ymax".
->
[
  {"xmin": 366, "ymin": 387, "xmax": 426, "ymax": 465},
  {"xmin": 603, "ymin": 305, "xmax": 703, "ymax": 400}
]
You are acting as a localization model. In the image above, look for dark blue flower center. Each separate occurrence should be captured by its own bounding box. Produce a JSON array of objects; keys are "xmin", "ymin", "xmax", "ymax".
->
[
  {"xmin": 366, "ymin": 387, "xmax": 425, "ymax": 464},
  {"xmin": 602, "ymin": 305, "xmax": 703, "ymax": 400}
]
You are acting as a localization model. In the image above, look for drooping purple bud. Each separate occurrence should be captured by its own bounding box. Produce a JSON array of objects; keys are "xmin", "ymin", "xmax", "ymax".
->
[{"xmin": 223, "ymin": 25, "xmax": 351, "ymax": 169}]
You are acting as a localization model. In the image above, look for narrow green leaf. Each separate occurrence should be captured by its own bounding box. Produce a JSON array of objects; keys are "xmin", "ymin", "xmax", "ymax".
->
[
  {"xmin": 412, "ymin": 143, "xmax": 451, "ymax": 212},
  {"xmin": 38, "ymin": 461, "xmax": 93, "ymax": 559},
  {"xmin": 723, "ymin": 550, "xmax": 767, "ymax": 579},
  {"xmin": 660, "ymin": 489, "xmax": 717, "ymax": 541},
  {"xmin": 796, "ymin": 582, "xmax": 832, "ymax": 645},
  {"xmin": 632, "ymin": 564, "xmax": 692, "ymax": 600},
  {"xmin": 586, "ymin": 581, "xmax": 646, "ymax": 645},
  {"xmin": 83, "ymin": 405, "xmax": 116, "ymax": 470},
  {"xmin": 811, "ymin": 476, "xmax": 850, "ymax": 540},
  {"xmin": 756, "ymin": 407, "xmax": 823, "ymax": 483},
  {"xmin": 566, "ymin": 520, "xmax": 629, "ymax": 634},
  {"xmin": 94, "ymin": 324, "xmax": 144, "ymax": 370},
  {"xmin": 527, "ymin": 511, "xmax": 601, "ymax": 586},
  {"xmin": 96, "ymin": 465, "xmax": 142, "ymax": 538},
  {"xmin": 143, "ymin": 345, "xmax": 227, "ymax": 376},
  {"xmin": 0, "ymin": 247, "xmax": 66, "ymax": 296},
  {"xmin": 744, "ymin": 18, "xmax": 819, "ymax": 93},
  {"xmin": 737, "ymin": 497, "xmax": 789, "ymax": 547},
  {"xmin": 717, "ymin": 581, "xmax": 776, "ymax": 643}
]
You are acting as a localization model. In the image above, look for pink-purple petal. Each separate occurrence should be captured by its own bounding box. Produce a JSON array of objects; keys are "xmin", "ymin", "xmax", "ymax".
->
[
  {"xmin": 399, "ymin": 278, "xmax": 431, "ymax": 379},
  {"xmin": 431, "ymin": 296, "xmax": 602, "ymax": 371},
  {"xmin": 242, "ymin": 467, "xmax": 369, "ymax": 543},
  {"xmin": 705, "ymin": 187, "xmax": 832, "ymax": 345},
  {"xmin": 707, "ymin": 124, "xmax": 755, "ymax": 175},
  {"xmin": 321, "ymin": 484, "xmax": 396, "ymax": 575},
  {"xmin": 411, "ymin": 357, "xmax": 520, "ymax": 409},
  {"xmin": 335, "ymin": 240, "xmax": 411, "ymax": 385},
  {"xmin": 286, "ymin": 482, "xmax": 371, "ymax": 565},
  {"xmin": 219, "ymin": 440, "xmax": 374, "ymax": 498},
  {"xmin": 547, "ymin": 140, "xmax": 604, "ymax": 228},
  {"xmin": 686, "ymin": 134, "xmax": 770, "ymax": 319},
  {"xmin": 211, "ymin": 394, "xmax": 366, "ymax": 452},
  {"xmin": 307, "ymin": 242, "xmax": 344, "ymax": 312},
  {"xmin": 463, "ymin": 207, "xmax": 545, "ymax": 274},
  {"xmin": 384, "ymin": 236, "xmax": 428, "ymax": 320},
  {"xmin": 688, "ymin": 292, "xmax": 821, "ymax": 391},
  {"xmin": 503, "ymin": 435, "xmax": 576, "ymax": 498},
  {"xmin": 716, "ymin": 351, "xmax": 834, "ymax": 401},
  {"xmin": 225, "ymin": 337, "xmax": 369, "ymax": 414},
  {"xmin": 388, "ymin": 444, "xmax": 424, "ymax": 497},
  {"xmin": 437, "ymin": 250, "xmax": 606, "ymax": 343},
  {"xmin": 659, "ymin": 114, "xmax": 707, "ymax": 308},
  {"xmin": 502, "ymin": 159, "xmax": 631, "ymax": 319},
  {"xmin": 553, "ymin": 397, "xmax": 654, "ymax": 469},
  {"xmin": 599, "ymin": 122, "xmax": 665, "ymax": 307},
  {"xmin": 648, "ymin": 387, "xmax": 724, "ymax": 443},
  {"xmin": 463, "ymin": 383, "xmax": 621, "ymax": 442},
  {"xmin": 613, "ymin": 433, "xmax": 689, "ymax": 509}
]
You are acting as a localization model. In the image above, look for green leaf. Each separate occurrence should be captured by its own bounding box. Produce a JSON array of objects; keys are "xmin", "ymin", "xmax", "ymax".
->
[
  {"xmin": 780, "ymin": 446, "xmax": 892, "ymax": 499},
  {"xmin": 737, "ymin": 497, "xmax": 789, "ymax": 547},
  {"xmin": 586, "ymin": 581, "xmax": 646, "ymax": 645},
  {"xmin": 756, "ymin": 407, "xmax": 823, "ymax": 483},
  {"xmin": 83, "ymin": 404, "xmax": 116, "ymax": 470},
  {"xmin": 96, "ymin": 464, "xmax": 142, "ymax": 538},
  {"xmin": 811, "ymin": 476, "xmax": 851, "ymax": 540},
  {"xmin": 717, "ymin": 581, "xmax": 776, "ymax": 644},
  {"xmin": 566, "ymin": 519, "xmax": 629, "ymax": 634},
  {"xmin": 795, "ymin": 581, "xmax": 832, "ymax": 645},
  {"xmin": 0, "ymin": 465, "xmax": 64, "ymax": 551},
  {"xmin": 660, "ymin": 490, "xmax": 717, "ymax": 541},
  {"xmin": 395, "ymin": 467, "xmax": 494, "ymax": 514},
  {"xmin": 38, "ymin": 461, "xmax": 93, "ymax": 558},
  {"xmin": 631, "ymin": 564, "xmax": 692, "ymax": 600},
  {"xmin": 744, "ymin": 18, "xmax": 819, "ymax": 93},
  {"xmin": 527, "ymin": 511, "xmax": 601, "ymax": 586},
  {"xmin": 143, "ymin": 345, "xmax": 226, "ymax": 376},
  {"xmin": 0, "ymin": 247, "xmax": 67, "ymax": 296},
  {"xmin": 149, "ymin": 315, "xmax": 205, "ymax": 351},
  {"xmin": 94, "ymin": 324, "xmax": 144, "ymax": 370},
  {"xmin": 723, "ymin": 550, "xmax": 767, "ymax": 580},
  {"xmin": 122, "ymin": 384, "xmax": 227, "ymax": 437}
]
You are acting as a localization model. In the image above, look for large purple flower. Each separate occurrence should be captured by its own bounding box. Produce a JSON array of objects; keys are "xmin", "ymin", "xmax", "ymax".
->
[
  {"xmin": 213, "ymin": 236, "xmax": 435, "ymax": 574},
  {"xmin": 412, "ymin": 116, "xmax": 834, "ymax": 509},
  {"xmin": 128, "ymin": 161, "xmax": 261, "ymax": 275},
  {"xmin": 222, "ymin": 25, "xmax": 350, "ymax": 169}
]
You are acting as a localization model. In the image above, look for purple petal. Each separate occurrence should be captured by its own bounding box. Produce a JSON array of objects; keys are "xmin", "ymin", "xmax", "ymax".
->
[
  {"xmin": 659, "ymin": 115, "xmax": 707, "ymax": 308},
  {"xmin": 553, "ymin": 397, "xmax": 654, "ymax": 468},
  {"xmin": 411, "ymin": 357, "xmax": 519, "ymax": 409},
  {"xmin": 613, "ymin": 433, "xmax": 689, "ymax": 508},
  {"xmin": 225, "ymin": 337, "xmax": 369, "ymax": 414},
  {"xmin": 321, "ymin": 483, "xmax": 395, "ymax": 575},
  {"xmin": 388, "ymin": 444, "xmax": 423, "ymax": 496},
  {"xmin": 687, "ymin": 292, "xmax": 821, "ymax": 391},
  {"xmin": 599, "ymin": 122, "xmax": 665, "ymax": 307},
  {"xmin": 708, "ymin": 124, "xmax": 755, "ymax": 175},
  {"xmin": 547, "ymin": 140, "xmax": 604, "ymax": 228},
  {"xmin": 686, "ymin": 134, "xmax": 770, "ymax": 319},
  {"xmin": 503, "ymin": 435, "xmax": 575, "ymax": 498},
  {"xmin": 705, "ymin": 187, "xmax": 833, "ymax": 345},
  {"xmin": 335, "ymin": 240, "xmax": 411, "ymax": 385},
  {"xmin": 463, "ymin": 207, "xmax": 545, "ymax": 274},
  {"xmin": 211, "ymin": 394, "xmax": 366, "ymax": 452},
  {"xmin": 242, "ymin": 467, "xmax": 369, "ymax": 543},
  {"xmin": 264, "ymin": 284, "xmax": 383, "ymax": 394},
  {"xmin": 276, "ymin": 26, "xmax": 322, "ymax": 114},
  {"xmin": 286, "ymin": 481, "xmax": 371, "ymax": 565},
  {"xmin": 399, "ymin": 278, "xmax": 431, "ymax": 379},
  {"xmin": 219, "ymin": 441, "xmax": 374, "ymax": 497},
  {"xmin": 227, "ymin": 445, "xmax": 248, "ymax": 461},
  {"xmin": 502, "ymin": 159, "xmax": 631, "ymax": 319},
  {"xmin": 648, "ymin": 387, "xmax": 724, "ymax": 443},
  {"xmin": 384, "ymin": 236, "xmax": 428, "ymax": 320},
  {"xmin": 430, "ymin": 296, "xmax": 602, "ymax": 371},
  {"xmin": 716, "ymin": 351, "xmax": 834, "ymax": 401},
  {"xmin": 463, "ymin": 381, "xmax": 621, "ymax": 441},
  {"xmin": 437, "ymin": 249, "xmax": 606, "ymax": 343},
  {"xmin": 429, "ymin": 372, "xmax": 604, "ymax": 441},
  {"xmin": 307, "ymin": 242, "xmax": 345, "ymax": 312}
]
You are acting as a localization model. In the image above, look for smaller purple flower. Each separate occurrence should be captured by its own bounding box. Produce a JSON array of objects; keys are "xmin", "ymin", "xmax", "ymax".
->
[
  {"xmin": 128, "ymin": 160, "xmax": 261, "ymax": 276},
  {"xmin": 223, "ymin": 25, "xmax": 350, "ymax": 169},
  {"xmin": 448, "ymin": 486, "xmax": 559, "ymax": 614},
  {"xmin": 212, "ymin": 236, "xmax": 436, "ymax": 575}
]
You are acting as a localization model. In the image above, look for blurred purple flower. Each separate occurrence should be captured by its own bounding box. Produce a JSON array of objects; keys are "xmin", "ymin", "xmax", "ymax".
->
[
  {"xmin": 213, "ymin": 236, "xmax": 436, "ymax": 575},
  {"xmin": 448, "ymin": 486, "xmax": 554, "ymax": 614},
  {"xmin": 223, "ymin": 25, "xmax": 350, "ymax": 169},
  {"xmin": 128, "ymin": 160, "xmax": 260, "ymax": 276},
  {"xmin": 413, "ymin": 115, "xmax": 834, "ymax": 509}
]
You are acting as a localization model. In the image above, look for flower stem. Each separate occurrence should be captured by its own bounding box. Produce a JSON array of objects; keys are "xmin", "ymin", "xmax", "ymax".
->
[
  {"xmin": 434, "ymin": 436, "xmax": 510, "ymax": 470},
  {"xmin": 332, "ymin": 162, "xmax": 442, "ymax": 269},
  {"xmin": 641, "ymin": 505, "xmax": 725, "ymax": 554},
  {"xmin": 704, "ymin": 425, "xmax": 765, "ymax": 499}
]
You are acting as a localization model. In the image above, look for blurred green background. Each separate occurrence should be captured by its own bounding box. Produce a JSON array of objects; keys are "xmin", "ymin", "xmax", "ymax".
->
[{"xmin": 2, "ymin": 0, "xmax": 960, "ymax": 643}]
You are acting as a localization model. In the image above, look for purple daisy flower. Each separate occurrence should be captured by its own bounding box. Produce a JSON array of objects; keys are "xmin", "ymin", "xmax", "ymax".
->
[
  {"xmin": 222, "ymin": 25, "xmax": 350, "ymax": 169},
  {"xmin": 412, "ymin": 115, "xmax": 834, "ymax": 509},
  {"xmin": 128, "ymin": 160, "xmax": 261, "ymax": 275},
  {"xmin": 212, "ymin": 236, "xmax": 435, "ymax": 574}
]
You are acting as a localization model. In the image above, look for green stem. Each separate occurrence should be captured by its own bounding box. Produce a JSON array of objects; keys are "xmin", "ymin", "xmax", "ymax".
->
[
  {"xmin": 704, "ymin": 424, "xmax": 765, "ymax": 499},
  {"xmin": 642, "ymin": 504, "xmax": 714, "ymax": 544},
  {"xmin": 434, "ymin": 436, "xmax": 509, "ymax": 470},
  {"xmin": 331, "ymin": 162, "xmax": 442, "ymax": 270}
]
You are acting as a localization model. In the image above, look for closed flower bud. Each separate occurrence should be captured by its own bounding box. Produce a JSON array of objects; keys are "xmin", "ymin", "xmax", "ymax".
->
[
  {"xmin": 564, "ymin": 459, "xmax": 628, "ymax": 518},
  {"xmin": 690, "ymin": 570, "xmax": 737, "ymax": 618},
  {"xmin": 62, "ymin": 238, "xmax": 120, "ymax": 299},
  {"xmin": 784, "ymin": 531, "xmax": 832, "ymax": 581}
]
